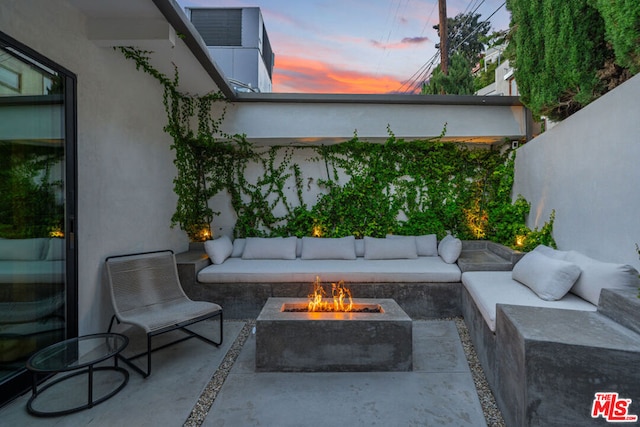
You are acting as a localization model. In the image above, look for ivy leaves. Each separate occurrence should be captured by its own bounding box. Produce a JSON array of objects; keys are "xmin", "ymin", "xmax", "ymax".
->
[{"xmin": 119, "ymin": 48, "xmax": 555, "ymax": 249}]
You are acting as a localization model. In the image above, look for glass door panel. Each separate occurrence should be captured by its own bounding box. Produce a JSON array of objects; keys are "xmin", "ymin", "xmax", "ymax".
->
[{"xmin": 0, "ymin": 32, "xmax": 76, "ymax": 405}]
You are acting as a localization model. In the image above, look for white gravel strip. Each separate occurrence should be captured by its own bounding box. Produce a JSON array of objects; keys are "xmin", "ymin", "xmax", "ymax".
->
[
  {"xmin": 183, "ymin": 319, "xmax": 255, "ymax": 427},
  {"xmin": 453, "ymin": 317, "xmax": 505, "ymax": 427}
]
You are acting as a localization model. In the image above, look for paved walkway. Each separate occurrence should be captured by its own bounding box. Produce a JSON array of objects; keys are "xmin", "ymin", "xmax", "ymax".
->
[{"xmin": 1, "ymin": 320, "xmax": 490, "ymax": 426}]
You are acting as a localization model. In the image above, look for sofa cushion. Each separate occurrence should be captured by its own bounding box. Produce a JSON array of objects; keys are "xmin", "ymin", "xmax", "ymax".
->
[
  {"xmin": 46, "ymin": 238, "xmax": 65, "ymax": 261},
  {"xmin": 438, "ymin": 234, "xmax": 453, "ymax": 252},
  {"xmin": 355, "ymin": 239, "xmax": 365, "ymax": 257},
  {"xmin": 565, "ymin": 250, "xmax": 640, "ymax": 305},
  {"xmin": 242, "ymin": 237, "xmax": 297, "ymax": 260},
  {"xmin": 296, "ymin": 238, "xmax": 303, "ymax": 257},
  {"xmin": 388, "ymin": 234, "xmax": 437, "ymax": 256},
  {"xmin": 204, "ymin": 235, "xmax": 233, "ymax": 265},
  {"xmin": 0, "ymin": 238, "xmax": 49, "ymax": 261},
  {"xmin": 301, "ymin": 236, "xmax": 356, "ymax": 260},
  {"xmin": 364, "ymin": 236, "xmax": 417, "ymax": 259},
  {"xmin": 0, "ymin": 260, "xmax": 65, "ymax": 284},
  {"xmin": 231, "ymin": 238, "xmax": 245, "ymax": 258},
  {"xmin": 512, "ymin": 251, "xmax": 581, "ymax": 301},
  {"xmin": 416, "ymin": 234, "xmax": 438, "ymax": 256},
  {"xmin": 438, "ymin": 235, "xmax": 462, "ymax": 264},
  {"xmin": 462, "ymin": 271, "xmax": 597, "ymax": 331},
  {"xmin": 198, "ymin": 256, "xmax": 462, "ymax": 283},
  {"xmin": 533, "ymin": 244, "xmax": 568, "ymax": 260}
]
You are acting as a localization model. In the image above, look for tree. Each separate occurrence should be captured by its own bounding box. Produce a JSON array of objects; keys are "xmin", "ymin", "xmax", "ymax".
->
[
  {"xmin": 589, "ymin": 0, "xmax": 640, "ymax": 74},
  {"xmin": 422, "ymin": 53, "xmax": 475, "ymax": 95},
  {"xmin": 434, "ymin": 12, "xmax": 492, "ymax": 68},
  {"xmin": 505, "ymin": 0, "xmax": 629, "ymax": 120}
]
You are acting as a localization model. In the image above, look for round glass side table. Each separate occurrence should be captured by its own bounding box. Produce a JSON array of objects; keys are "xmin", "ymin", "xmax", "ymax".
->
[{"xmin": 26, "ymin": 333, "xmax": 129, "ymax": 417}]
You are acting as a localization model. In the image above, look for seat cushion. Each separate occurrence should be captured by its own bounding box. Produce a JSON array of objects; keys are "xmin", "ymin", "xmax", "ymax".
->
[
  {"xmin": 462, "ymin": 271, "xmax": 596, "ymax": 332},
  {"xmin": 198, "ymin": 256, "xmax": 462, "ymax": 283}
]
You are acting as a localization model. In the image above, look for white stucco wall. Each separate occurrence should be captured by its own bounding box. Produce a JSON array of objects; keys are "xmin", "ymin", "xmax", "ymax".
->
[
  {"xmin": 513, "ymin": 73, "xmax": 640, "ymax": 269},
  {"xmin": 1, "ymin": 0, "xmax": 219, "ymax": 334}
]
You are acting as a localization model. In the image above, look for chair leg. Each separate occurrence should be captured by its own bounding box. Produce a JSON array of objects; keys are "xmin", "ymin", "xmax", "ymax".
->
[
  {"xmin": 146, "ymin": 334, "xmax": 152, "ymax": 377},
  {"xmin": 107, "ymin": 315, "xmax": 151, "ymax": 377},
  {"xmin": 108, "ymin": 315, "xmax": 118, "ymax": 333},
  {"xmin": 110, "ymin": 311, "xmax": 223, "ymax": 379},
  {"xmin": 182, "ymin": 311, "xmax": 224, "ymax": 347},
  {"xmin": 218, "ymin": 311, "xmax": 224, "ymax": 345}
]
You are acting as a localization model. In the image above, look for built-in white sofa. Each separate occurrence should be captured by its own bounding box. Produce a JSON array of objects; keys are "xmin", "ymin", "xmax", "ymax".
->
[
  {"xmin": 461, "ymin": 244, "xmax": 640, "ymax": 427},
  {"xmin": 182, "ymin": 234, "xmax": 467, "ymax": 319}
]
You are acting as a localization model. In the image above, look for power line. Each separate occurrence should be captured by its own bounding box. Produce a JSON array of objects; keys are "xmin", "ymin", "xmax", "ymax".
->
[
  {"xmin": 449, "ymin": 1, "xmax": 505, "ymax": 56},
  {"xmin": 397, "ymin": 0, "xmax": 506, "ymax": 94}
]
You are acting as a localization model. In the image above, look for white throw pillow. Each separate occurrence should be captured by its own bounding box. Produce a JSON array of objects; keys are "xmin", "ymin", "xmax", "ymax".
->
[
  {"xmin": 533, "ymin": 244, "xmax": 568, "ymax": 260},
  {"xmin": 565, "ymin": 250, "xmax": 640, "ymax": 305},
  {"xmin": 416, "ymin": 234, "xmax": 438, "ymax": 256},
  {"xmin": 242, "ymin": 236, "xmax": 297, "ymax": 260},
  {"xmin": 46, "ymin": 238, "xmax": 65, "ymax": 261},
  {"xmin": 512, "ymin": 251, "xmax": 581, "ymax": 301},
  {"xmin": 231, "ymin": 238, "xmax": 245, "ymax": 258},
  {"xmin": 437, "ymin": 234, "xmax": 454, "ymax": 258},
  {"xmin": 301, "ymin": 236, "xmax": 356, "ymax": 260},
  {"xmin": 438, "ymin": 235, "xmax": 462, "ymax": 264},
  {"xmin": 364, "ymin": 236, "xmax": 418, "ymax": 259},
  {"xmin": 204, "ymin": 235, "xmax": 233, "ymax": 265},
  {"xmin": 387, "ymin": 234, "xmax": 437, "ymax": 256}
]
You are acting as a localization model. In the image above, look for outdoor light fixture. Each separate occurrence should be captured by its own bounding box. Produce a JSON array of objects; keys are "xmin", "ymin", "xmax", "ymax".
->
[{"xmin": 49, "ymin": 227, "xmax": 64, "ymax": 238}]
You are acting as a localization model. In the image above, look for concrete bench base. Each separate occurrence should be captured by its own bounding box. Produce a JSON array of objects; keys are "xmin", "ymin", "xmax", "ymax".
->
[
  {"xmin": 496, "ymin": 305, "xmax": 640, "ymax": 427},
  {"xmin": 181, "ymin": 280, "xmax": 461, "ymax": 319}
]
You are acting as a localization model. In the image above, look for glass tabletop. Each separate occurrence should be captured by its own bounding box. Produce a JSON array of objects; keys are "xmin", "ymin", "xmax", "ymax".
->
[{"xmin": 26, "ymin": 333, "xmax": 128, "ymax": 373}]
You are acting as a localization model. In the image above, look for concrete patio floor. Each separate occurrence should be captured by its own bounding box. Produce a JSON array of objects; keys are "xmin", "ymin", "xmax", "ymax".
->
[{"xmin": 1, "ymin": 319, "xmax": 500, "ymax": 426}]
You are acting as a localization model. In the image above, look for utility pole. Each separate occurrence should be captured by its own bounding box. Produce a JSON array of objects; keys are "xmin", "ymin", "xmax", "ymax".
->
[{"xmin": 438, "ymin": 0, "xmax": 448, "ymax": 76}]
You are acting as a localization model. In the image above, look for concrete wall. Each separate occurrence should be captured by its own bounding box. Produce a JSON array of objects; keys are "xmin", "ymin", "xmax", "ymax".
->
[
  {"xmin": 513, "ymin": 73, "xmax": 640, "ymax": 269},
  {"xmin": 1, "ymin": 0, "xmax": 219, "ymax": 334}
]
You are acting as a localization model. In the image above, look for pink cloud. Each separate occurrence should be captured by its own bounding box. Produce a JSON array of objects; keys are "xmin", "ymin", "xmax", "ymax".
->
[{"xmin": 273, "ymin": 55, "xmax": 404, "ymax": 94}]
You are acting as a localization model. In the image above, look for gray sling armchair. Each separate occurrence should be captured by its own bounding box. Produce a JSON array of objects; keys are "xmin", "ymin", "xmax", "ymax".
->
[{"xmin": 105, "ymin": 250, "xmax": 223, "ymax": 377}]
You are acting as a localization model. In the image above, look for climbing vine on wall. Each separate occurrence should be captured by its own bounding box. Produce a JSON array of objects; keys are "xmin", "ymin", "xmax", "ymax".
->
[{"xmin": 119, "ymin": 47, "xmax": 554, "ymax": 249}]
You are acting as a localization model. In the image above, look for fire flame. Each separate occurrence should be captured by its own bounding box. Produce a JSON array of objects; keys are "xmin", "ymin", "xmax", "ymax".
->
[{"xmin": 308, "ymin": 276, "xmax": 353, "ymax": 312}]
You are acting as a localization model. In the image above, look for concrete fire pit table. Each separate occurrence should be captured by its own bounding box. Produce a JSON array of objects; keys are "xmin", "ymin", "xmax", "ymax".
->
[{"xmin": 255, "ymin": 297, "xmax": 413, "ymax": 372}]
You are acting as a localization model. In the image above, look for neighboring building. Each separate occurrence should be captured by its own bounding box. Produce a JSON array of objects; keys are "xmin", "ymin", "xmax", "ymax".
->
[
  {"xmin": 475, "ymin": 45, "xmax": 518, "ymax": 97},
  {"xmin": 185, "ymin": 7, "xmax": 274, "ymax": 93},
  {"xmin": 0, "ymin": 51, "xmax": 58, "ymax": 96}
]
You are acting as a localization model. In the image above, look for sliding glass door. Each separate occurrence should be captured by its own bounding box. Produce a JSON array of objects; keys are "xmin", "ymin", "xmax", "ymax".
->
[{"xmin": 0, "ymin": 31, "xmax": 77, "ymax": 406}]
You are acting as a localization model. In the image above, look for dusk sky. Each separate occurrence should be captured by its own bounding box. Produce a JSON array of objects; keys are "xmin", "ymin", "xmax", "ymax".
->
[{"xmin": 176, "ymin": 0, "xmax": 511, "ymax": 94}]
